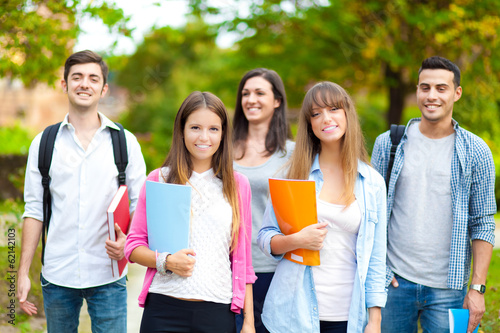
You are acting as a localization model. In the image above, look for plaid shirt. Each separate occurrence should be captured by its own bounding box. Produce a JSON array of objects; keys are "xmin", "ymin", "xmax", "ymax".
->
[{"xmin": 372, "ymin": 118, "xmax": 496, "ymax": 290}]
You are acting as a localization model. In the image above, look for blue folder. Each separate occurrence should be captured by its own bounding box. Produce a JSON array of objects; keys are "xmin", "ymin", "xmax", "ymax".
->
[
  {"xmin": 449, "ymin": 309, "xmax": 479, "ymax": 333},
  {"xmin": 146, "ymin": 180, "xmax": 191, "ymax": 253}
]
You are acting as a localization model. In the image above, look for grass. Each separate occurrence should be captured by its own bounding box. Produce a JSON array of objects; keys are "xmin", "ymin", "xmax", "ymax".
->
[
  {"xmin": 0, "ymin": 244, "xmax": 44, "ymax": 325},
  {"xmin": 0, "ymin": 199, "xmax": 45, "ymax": 331}
]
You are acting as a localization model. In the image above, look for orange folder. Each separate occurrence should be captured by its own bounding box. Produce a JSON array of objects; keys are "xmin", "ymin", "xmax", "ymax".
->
[{"xmin": 268, "ymin": 178, "xmax": 320, "ymax": 266}]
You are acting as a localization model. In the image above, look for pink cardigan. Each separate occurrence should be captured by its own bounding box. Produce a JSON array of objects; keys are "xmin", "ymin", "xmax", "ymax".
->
[{"xmin": 124, "ymin": 168, "xmax": 257, "ymax": 313}]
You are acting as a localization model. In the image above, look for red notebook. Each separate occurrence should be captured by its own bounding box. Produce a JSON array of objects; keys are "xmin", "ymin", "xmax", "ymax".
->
[{"xmin": 107, "ymin": 185, "xmax": 130, "ymax": 277}]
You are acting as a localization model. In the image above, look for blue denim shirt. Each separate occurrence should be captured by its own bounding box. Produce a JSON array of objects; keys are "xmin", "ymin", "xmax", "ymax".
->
[
  {"xmin": 257, "ymin": 156, "xmax": 387, "ymax": 333},
  {"xmin": 371, "ymin": 118, "xmax": 496, "ymax": 290}
]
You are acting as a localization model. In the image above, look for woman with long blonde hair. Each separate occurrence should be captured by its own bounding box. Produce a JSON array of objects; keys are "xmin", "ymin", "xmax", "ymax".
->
[
  {"xmin": 258, "ymin": 82, "xmax": 387, "ymax": 333},
  {"xmin": 126, "ymin": 91, "xmax": 257, "ymax": 333}
]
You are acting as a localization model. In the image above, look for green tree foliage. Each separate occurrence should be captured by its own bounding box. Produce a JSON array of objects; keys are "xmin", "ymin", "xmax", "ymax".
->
[
  {"xmin": 0, "ymin": 0, "xmax": 131, "ymax": 87},
  {"xmin": 0, "ymin": 122, "xmax": 34, "ymax": 155},
  {"xmin": 189, "ymin": 0, "xmax": 500, "ymax": 125},
  {"xmin": 115, "ymin": 18, "xmax": 240, "ymax": 169},
  {"xmin": 187, "ymin": 0, "xmax": 500, "ymax": 205}
]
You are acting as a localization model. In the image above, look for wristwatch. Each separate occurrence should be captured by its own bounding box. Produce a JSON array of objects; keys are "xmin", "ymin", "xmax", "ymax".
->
[{"xmin": 469, "ymin": 284, "xmax": 486, "ymax": 294}]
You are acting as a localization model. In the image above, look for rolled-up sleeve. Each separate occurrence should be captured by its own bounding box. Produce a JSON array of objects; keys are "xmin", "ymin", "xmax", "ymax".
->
[
  {"xmin": 257, "ymin": 199, "xmax": 285, "ymax": 261},
  {"xmin": 124, "ymin": 130, "xmax": 147, "ymax": 214},
  {"xmin": 365, "ymin": 175, "xmax": 388, "ymax": 308},
  {"xmin": 468, "ymin": 142, "xmax": 496, "ymax": 246},
  {"xmin": 22, "ymin": 133, "xmax": 44, "ymax": 222},
  {"xmin": 125, "ymin": 170, "xmax": 157, "ymax": 262}
]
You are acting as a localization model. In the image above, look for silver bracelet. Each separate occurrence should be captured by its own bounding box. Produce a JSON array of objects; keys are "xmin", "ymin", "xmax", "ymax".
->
[{"xmin": 156, "ymin": 252, "xmax": 172, "ymax": 275}]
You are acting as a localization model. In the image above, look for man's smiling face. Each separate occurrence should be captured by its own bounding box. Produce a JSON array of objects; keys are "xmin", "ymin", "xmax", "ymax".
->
[
  {"xmin": 416, "ymin": 69, "xmax": 462, "ymax": 124},
  {"xmin": 62, "ymin": 62, "xmax": 108, "ymax": 112}
]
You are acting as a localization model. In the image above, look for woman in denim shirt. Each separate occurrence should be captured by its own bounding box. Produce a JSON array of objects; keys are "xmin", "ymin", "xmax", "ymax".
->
[{"xmin": 257, "ymin": 82, "xmax": 387, "ymax": 333}]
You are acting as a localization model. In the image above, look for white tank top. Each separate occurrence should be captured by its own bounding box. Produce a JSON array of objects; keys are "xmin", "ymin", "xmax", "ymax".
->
[{"xmin": 312, "ymin": 199, "xmax": 361, "ymax": 321}]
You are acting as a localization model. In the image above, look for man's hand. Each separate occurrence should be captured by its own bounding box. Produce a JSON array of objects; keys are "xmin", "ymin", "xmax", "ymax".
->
[
  {"xmin": 17, "ymin": 274, "xmax": 37, "ymax": 315},
  {"xmin": 463, "ymin": 289, "xmax": 485, "ymax": 333},
  {"xmin": 391, "ymin": 277, "xmax": 399, "ymax": 288},
  {"xmin": 105, "ymin": 223, "xmax": 126, "ymax": 260}
]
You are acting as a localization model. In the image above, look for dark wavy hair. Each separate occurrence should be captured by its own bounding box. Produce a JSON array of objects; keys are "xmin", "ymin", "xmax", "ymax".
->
[
  {"xmin": 233, "ymin": 68, "xmax": 292, "ymax": 159},
  {"xmin": 418, "ymin": 56, "xmax": 460, "ymax": 88},
  {"xmin": 64, "ymin": 50, "xmax": 108, "ymax": 86}
]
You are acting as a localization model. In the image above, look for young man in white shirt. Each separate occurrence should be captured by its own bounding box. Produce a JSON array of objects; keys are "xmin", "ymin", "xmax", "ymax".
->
[{"xmin": 17, "ymin": 50, "xmax": 146, "ymax": 332}]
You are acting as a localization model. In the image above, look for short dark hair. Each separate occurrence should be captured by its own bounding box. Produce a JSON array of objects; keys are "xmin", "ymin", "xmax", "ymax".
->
[
  {"xmin": 233, "ymin": 68, "xmax": 292, "ymax": 159},
  {"xmin": 418, "ymin": 56, "xmax": 460, "ymax": 88},
  {"xmin": 64, "ymin": 50, "xmax": 109, "ymax": 86}
]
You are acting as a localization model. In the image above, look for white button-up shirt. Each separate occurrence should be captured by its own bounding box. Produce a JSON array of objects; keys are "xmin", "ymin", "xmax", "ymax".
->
[{"xmin": 23, "ymin": 113, "xmax": 146, "ymax": 288}]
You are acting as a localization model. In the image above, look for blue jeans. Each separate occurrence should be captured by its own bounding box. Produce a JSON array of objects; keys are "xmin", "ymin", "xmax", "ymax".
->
[
  {"xmin": 381, "ymin": 275, "xmax": 467, "ymax": 333},
  {"xmin": 41, "ymin": 274, "xmax": 127, "ymax": 333}
]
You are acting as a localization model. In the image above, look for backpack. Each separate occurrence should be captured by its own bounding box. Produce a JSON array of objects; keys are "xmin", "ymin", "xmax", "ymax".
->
[
  {"xmin": 386, "ymin": 124, "xmax": 405, "ymax": 190},
  {"xmin": 38, "ymin": 122, "xmax": 128, "ymax": 265}
]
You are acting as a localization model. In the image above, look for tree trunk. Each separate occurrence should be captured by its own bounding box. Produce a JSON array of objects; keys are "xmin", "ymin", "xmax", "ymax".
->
[{"xmin": 385, "ymin": 65, "xmax": 406, "ymax": 126}]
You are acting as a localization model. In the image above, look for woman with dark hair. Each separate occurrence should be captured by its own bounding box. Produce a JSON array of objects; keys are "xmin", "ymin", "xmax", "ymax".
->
[
  {"xmin": 125, "ymin": 91, "xmax": 257, "ymax": 333},
  {"xmin": 258, "ymin": 82, "xmax": 387, "ymax": 333},
  {"xmin": 233, "ymin": 68, "xmax": 294, "ymax": 332}
]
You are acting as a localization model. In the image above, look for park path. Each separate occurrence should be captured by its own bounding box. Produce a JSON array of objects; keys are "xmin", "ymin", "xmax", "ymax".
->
[{"xmin": 124, "ymin": 263, "xmax": 146, "ymax": 332}]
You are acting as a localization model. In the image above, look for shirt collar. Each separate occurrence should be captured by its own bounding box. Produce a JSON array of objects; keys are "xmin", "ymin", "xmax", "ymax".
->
[
  {"xmin": 311, "ymin": 154, "xmax": 321, "ymax": 174},
  {"xmin": 311, "ymin": 153, "xmax": 369, "ymax": 179},
  {"xmin": 60, "ymin": 112, "xmax": 119, "ymax": 132}
]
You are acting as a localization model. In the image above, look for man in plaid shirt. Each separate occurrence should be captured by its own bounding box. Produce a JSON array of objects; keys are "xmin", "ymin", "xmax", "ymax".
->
[{"xmin": 372, "ymin": 56, "xmax": 496, "ymax": 333}]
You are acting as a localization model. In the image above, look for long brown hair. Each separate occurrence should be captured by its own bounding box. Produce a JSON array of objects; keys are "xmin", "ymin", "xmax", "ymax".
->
[
  {"xmin": 287, "ymin": 82, "xmax": 368, "ymax": 204},
  {"xmin": 233, "ymin": 68, "xmax": 292, "ymax": 159},
  {"xmin": 162, "ymin": 91, "xmax": 240, "ymax": 251}
]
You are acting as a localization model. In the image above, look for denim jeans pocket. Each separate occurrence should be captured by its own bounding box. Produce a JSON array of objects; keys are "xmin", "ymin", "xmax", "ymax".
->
[
  {"xmin": 40, "ymin": 274, "xmax": 51, "ymax": 288},
  {"xmin": 113, "ymin": 276, "xmax": 127, "ymax": 289}
]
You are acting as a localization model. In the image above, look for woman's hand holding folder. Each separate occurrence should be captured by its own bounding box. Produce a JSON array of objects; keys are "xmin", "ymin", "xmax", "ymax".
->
[
  {"xmin": 166, "ymin": 249, "xmax": 197, "ymax": 277},
  {"xmin": 270, "ymin": 222, "xmax": 328, "ymax": 255}
]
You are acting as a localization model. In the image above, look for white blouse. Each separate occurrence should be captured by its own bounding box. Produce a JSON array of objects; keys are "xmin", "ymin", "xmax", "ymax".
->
[{"xmin": 149, "ymin": 168, "xmax": 233, "ymax": 304}]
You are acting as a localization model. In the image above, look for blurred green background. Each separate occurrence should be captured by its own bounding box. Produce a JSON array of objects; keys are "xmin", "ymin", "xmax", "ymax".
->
[{"xmin": 0, "ymin": 0, "xmax": 499, "ymax": 331}]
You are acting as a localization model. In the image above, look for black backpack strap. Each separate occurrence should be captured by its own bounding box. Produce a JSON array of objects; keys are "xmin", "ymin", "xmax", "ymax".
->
[
  {"xmin": 386, "ymin": 124, "xmax": 405, "ymax": 189},
  {"xmin": 38, "ymin": 122, "xmax": 62, "ymax": 265},
  {"xmin": 110, "ymin": 122, "xmax": 128, "ymax": 186}
]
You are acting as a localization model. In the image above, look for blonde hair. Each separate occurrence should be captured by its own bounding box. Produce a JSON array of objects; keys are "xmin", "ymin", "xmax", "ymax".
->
[
  {"xmin": 162, "ymin": 91, "xmax": 240, "ymax": 251},
  {"xmin": 287, "ymin": 82, "xmax": 368, "ymax": 204}
]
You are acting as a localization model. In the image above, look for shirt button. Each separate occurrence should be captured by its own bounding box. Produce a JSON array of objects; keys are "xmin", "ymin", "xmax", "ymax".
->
[
  {"xmin": 234, "ymin": 260, "xmax": 238, "ymax": 263},
  {"xmin": 235, "ymin": 276, "xmax": 239, "ymax": 280}
]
